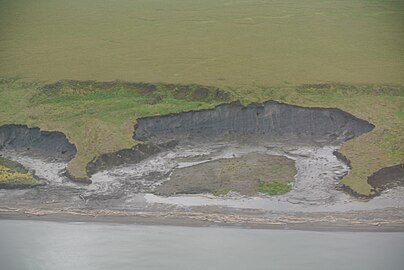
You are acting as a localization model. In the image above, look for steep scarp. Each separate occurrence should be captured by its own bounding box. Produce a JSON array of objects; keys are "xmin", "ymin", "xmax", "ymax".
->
[
  {"xmin": 0, "ymin": 124, "xmax": 76, "ymax": 161},
  {"xmin": 134, "ymin": 100, "xmax": 374, "ymax": 144}
]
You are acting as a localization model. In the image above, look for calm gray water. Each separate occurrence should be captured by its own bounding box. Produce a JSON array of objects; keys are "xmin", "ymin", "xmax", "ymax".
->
[{"xmin": 0, "ymin": 220, "xmax": 403, "ymax": 270}]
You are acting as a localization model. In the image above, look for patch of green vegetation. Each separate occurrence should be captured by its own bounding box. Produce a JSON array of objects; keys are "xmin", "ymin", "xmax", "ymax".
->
[
  {"xmin": 396, "ymin": 111, "xmax": 404, "ymax": 119},
  {"xmin": 257, "ymin": 181, "xmax": 292, "ymax": 196},
  {"xmin": 0, "ymin": 157, "xmax": 39, "ymax": 188}
]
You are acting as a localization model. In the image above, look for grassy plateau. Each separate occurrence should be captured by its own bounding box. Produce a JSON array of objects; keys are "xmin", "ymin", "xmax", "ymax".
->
[{"xmin": 0, "ymin": 0, "xmax": 403, "ymax": 196}]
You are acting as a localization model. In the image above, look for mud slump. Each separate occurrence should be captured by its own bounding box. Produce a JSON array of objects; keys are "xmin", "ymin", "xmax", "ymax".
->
[
  {"xmin": 128, "ymin": 100, "xmax": 373, "ymax": 202},
  {"xmin": 0, "ymin": 125, "xmax": 76, "ymax": 187},
  {"xmin": 0, "ymin": 124, "xmax": 76, "ymax": 161},
  {"xmin": 368, "ymin": 165, "xmax": 404, "ymax": 194},
  {"xmin": 4, "ymin": 100, "xmax": 402, "ymax": 213},
  {"xmin": 134, "ymin": 101, "xmax": 374, "ymax": 143}
]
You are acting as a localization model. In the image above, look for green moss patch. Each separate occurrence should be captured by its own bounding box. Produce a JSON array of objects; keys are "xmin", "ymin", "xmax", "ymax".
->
[{"xmin": 257, "ymin": 181, "xmax": 292, "ymax": 196}]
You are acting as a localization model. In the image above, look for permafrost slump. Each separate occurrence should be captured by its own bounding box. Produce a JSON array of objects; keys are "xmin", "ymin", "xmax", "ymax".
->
[
  {"xmin": 0, "ymin": 124, "xmax": 76, "ymax": 161},
  {"xmin": 134, "ymin": 101, "xmax": 374, "ymax": 144},
  {"xmin": 3, "ymin": 100, "xmax": 401, "ymax": 214},
  {"xmin": 129, "ymin": 100, "xmax": 377, "ymax": 205},
  {"xmin": 0, "ymin": 125, "xmax": 77, "ymax": 192}
]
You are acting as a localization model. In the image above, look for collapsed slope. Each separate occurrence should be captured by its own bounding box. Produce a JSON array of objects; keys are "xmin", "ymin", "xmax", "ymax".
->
[
  {"xmin": 0, "ymin": 100, "xmax": 376, "ymax": 198},
  {"xmin": 1, "ymin": 80, "xmax": 402, "ymax": 197},
  {"xmin": 134, "ymin": 100, "xmax": 374, "ymax": 144},
  {"xmin": 0, "ymin": 124, "xmax": 77, "ymax": 188},
  {"xmin": 0, "ymin": 124, "xmax": 76, "ymax": 161},
  {"xmin": 130, "ymin": 100, "xmax": 375, "ymax": 198}
]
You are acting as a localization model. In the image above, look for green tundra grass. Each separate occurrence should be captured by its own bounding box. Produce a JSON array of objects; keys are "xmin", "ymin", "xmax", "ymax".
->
[
  {"xmin": 1, "ymin": 0, "xmax": 403, "ymax": 86},
  {"xmin": 0, "ymin": 0, "xmax": 403, "ymax": 195}
]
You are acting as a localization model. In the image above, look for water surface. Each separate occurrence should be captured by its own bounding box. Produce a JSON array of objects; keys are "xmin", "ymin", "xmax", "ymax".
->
[{"xmin": 0, "ymin": 220, "xmax": 403, "ymax": 270}]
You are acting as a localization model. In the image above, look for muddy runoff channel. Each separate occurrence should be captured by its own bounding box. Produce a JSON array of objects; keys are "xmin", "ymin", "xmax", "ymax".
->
[{"xmin": 0, "ymin": 101, "xmax": 403, "ymax": 217}]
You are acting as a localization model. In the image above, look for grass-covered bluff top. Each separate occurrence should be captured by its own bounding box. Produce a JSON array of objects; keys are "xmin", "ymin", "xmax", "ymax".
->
[{"xmin": 0, "ymin": 79, "xmax": 402, "ymax": 196}]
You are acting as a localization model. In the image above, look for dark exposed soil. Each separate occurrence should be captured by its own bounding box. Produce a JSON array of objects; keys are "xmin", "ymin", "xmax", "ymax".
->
[
  {"xmin": 368, "ymin": 164, "xmax": 404, "ymax": 194},
  {"xmin": 0, "ymin": 125, "xmax": 76, "ymax": 186},
  {"xmin": 0, "ymin": 124, "xmax": 76, "ymax": 161},
  {"xmin": 86, "ymin": 140, "xmax": 178, "ymax": 176},
  {"xmin": 336, "ymin": 183, "xmax": 375, "ymax": 200},
  {"xmin": 134, "ymin": 100, "xmax": 374, "ymax": 144},
  {"xmin": 333, "ymin": 150, "xmax": 351, "ymax": 168}
]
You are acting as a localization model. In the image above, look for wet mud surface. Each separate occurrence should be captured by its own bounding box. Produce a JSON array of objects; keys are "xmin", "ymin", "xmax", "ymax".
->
[{"xmin": 0, "ymin": 141, "xmax": 403, "ymax": 215}]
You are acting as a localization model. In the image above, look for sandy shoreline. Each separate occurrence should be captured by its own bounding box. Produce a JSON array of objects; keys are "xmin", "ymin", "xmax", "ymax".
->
[{"xmin": 1, "ymin": 206, "xmax": 403, "ymax": 232}]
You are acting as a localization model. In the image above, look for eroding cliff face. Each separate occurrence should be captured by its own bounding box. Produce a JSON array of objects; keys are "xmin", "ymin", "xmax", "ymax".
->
[
  {"xmin": 86, "ymin": 141, "xmax": 177, "ymax": 176},
  {"xmin": 134, "ymin": 101, "xmax": 374, "ymax": 144},
  {"xmin": 0, "ymin": 125, "xmax": 76, "ymax": 161},
  {"xmin": 368, "ymin": 164, "xmax": 404, "ymax": 194}
]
